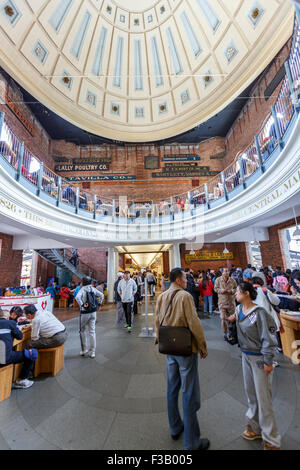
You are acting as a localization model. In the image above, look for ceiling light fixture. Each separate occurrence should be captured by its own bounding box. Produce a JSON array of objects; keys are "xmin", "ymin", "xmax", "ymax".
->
[
  {"xmin": 292, "ymin": 207, "xmax": 300, "ymax": 237},
  {"xmin": 223, "ymin": 244, "xmax": 229, "ymax": 254}
]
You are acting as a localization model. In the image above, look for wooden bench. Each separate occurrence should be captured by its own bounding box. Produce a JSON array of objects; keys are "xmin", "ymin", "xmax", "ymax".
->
[
  {"xmin": 0, "ymin": 364, "xmax": 13, "ymax": 403},
  {"xmin": 34, "ymin": 344, "xmax": 64, "ymax": 377},
  {"xmin": 59, "ymin": 298, "xmax": 68, "ymax": 308},
  {"xmin": 73, "ymin": 299, "xmax": 79, "ymax": 309}
]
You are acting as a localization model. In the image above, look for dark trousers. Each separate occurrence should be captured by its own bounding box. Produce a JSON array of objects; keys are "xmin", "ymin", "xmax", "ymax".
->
[
  {"xmin": 6, "ymin": 351, "xmax": 35, "ymax": 380},
  {"xmin": 122, "ymin": 302, "xmax": 133, "ymax": 327}
]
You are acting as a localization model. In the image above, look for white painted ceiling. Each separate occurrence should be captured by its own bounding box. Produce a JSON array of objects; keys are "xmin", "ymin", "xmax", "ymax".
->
[{"xmin": 0, "ymin": 0, "xmax": 294, "ymax": 142}]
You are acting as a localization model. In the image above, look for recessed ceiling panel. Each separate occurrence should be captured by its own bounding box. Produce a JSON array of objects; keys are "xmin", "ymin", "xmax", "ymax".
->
[{"xmin": 0, "ymin": 0, "xmax": 294, "ymax": 142}]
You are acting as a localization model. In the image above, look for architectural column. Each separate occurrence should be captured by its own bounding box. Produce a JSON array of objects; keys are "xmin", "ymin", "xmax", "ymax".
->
[
  {"xmin": 30, "ymin": 251, "xmax": 38, "ymax": 288},
  {"xmin": 114, "ymin": 248, "xmax": 119, "ymax": 275},
  {"xmin": 168, "ymin": 246, "xmax": 174, "ymax": 271},
  {"xmin": 107, "ymin": 247, "xmax": 116, "ymax": 303},
  {"xmin": 173, "ymin": 243, "xmax": 181, "ymax": 268}
]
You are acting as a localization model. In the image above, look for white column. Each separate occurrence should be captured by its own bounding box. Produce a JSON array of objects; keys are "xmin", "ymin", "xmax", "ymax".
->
[
  {"xmin": 169, "ymin": 246, "xmax": 174, "ymax": 271},
  {"xmin": 173, "ymin": 242, "xmax": 181, "ymax": 268},
  {"xmin": 30, "ymin": 251, "xmax": 38, "ymax": 288},
  {"xmin": 107, "ymin": 247, "xmax": 116, "ymax": 303},
  {"xmin": 114, "ymin": 248, "xmax": 119, "ymax": 275}
]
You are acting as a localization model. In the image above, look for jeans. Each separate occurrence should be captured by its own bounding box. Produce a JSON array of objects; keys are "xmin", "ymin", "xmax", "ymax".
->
[
  {"xmin": 203, "ymin": 295, "xmax": 213, "ymax": 313},
  {"xmin": 6, "ymin": 351, "xmax": 35, "ymax": 380},
  {"xmin": 166, "ymin": 353, "xmax": 201, "ymax": 450}
]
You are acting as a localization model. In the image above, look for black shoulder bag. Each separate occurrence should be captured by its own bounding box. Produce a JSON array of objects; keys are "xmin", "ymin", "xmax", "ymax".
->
[{"xmin": 158, "ymin": 290, "xmax": 192, "ymax": 356}]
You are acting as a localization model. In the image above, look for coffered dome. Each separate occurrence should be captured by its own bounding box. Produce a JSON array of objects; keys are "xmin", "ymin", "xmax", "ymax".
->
[{"xmin": 0, "ymin": 0, "xmax": 294, "ymax": 142}]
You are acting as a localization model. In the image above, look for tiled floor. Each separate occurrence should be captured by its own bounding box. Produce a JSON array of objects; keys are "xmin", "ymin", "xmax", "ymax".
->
[{"xmin": 1, "ymin": 305, "xmax": 299, "ymax": 450}]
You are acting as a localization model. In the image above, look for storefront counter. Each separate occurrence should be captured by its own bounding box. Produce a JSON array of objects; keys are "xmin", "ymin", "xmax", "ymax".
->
[
  {"xmin": 0, "ymin": 293, "xmax": 53, "ymax": 313},
  {"xmin": 280, "ymin": 312, "xmax": 300, "ymax": 363}
]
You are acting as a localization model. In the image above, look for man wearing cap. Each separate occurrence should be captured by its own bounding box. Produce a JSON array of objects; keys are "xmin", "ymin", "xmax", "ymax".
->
[
  {"xmin": 24, "ymin": 304, "xmax": 67, "ymax": 349},
  {"xmin": 114, "ymin": 272, "xmax": 125, "ymax": 325},
  {"xmin": 0, "ymin": 308, "xmax": 37, "ymax": 388}
]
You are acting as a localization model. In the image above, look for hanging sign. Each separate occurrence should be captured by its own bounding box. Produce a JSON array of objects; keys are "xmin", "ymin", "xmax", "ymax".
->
[
  {"xmin": 55, "ymin": 163, "xmax": 110, "ymax": 172},
  {"xmin": 65, "ymin": 175, "xmax": 136, "ymax": 182},
  {"xmin": 162, "ymin": 156, "xmax": 201, "ymax": 162},
  {"xmin": 185, "ymin": 251, "xmax": 234, "ymax": 263}
]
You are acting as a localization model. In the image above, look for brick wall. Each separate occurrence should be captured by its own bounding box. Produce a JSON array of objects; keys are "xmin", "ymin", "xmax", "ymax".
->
[
  {"xmin": 180, "ymin": 242, "xmax": 249, "ymax": 272},
  {"xmin": 35, "ymin": 255, "xmax": 55, "ymax": 288},
  {"xmin": 224, "ymin": 42, "xmax": 291, "ymax": 167},
  {"xmin": 0, "ymin": 233, "xmax": 23, "ymax": 287},
  {"xmin": 53, "ymin": 137, "xmax": 225, "ymax": 202},
  {"xmin": 76, "ymin": 247, "xmax": 107, "ymax": 282},
  {"xmin": 260, "ymin": 218, "xmax": 295, "ymax": 270},
  {"xmin": 0, "ymin": 73, "xmax": 54, "ymax": 170}
]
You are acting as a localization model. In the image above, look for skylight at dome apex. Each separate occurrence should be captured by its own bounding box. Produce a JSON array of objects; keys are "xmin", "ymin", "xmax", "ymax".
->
[{"xmin": 0, "ymin": 0, "xmax": 294, "ymax": 142}]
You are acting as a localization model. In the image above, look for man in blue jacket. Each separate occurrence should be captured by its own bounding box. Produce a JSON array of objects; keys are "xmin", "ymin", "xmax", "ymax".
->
[{"xmin": 0, "ymin": 309, "xmax": 36, "ymax": 388}]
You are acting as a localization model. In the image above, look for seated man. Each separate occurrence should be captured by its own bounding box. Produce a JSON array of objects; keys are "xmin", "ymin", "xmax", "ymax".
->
[
  {"xmin": 0, "ymin": 308, "xmax": 36, "ymax": 389},
  {"xmin": 24, "ymin": 304, "xmax": 67, "ymax": 349}
]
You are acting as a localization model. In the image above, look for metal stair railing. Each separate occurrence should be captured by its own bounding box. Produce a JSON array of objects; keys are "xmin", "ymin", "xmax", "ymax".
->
[{"xmin": 35, "ymin": 249, "xmax": 90, "ymax": 280}]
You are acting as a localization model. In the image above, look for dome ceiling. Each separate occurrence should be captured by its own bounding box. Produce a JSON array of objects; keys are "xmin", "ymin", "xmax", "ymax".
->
[{"xmin": 0, "ymin": 0, "xmax": 294, "ymax": 142}]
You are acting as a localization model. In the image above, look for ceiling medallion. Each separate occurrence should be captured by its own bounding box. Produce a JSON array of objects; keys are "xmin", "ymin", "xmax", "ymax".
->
[
  {"xmin": 4, "ymin": 5, "xmax": 14, "ymax": 16},
  {"xmin": 35, "ymin": 46, "xmax": 43, "ymax": 57},
  {"xmin": 251, "ymin": 8, "xmax": 260, "ymax": 19}
]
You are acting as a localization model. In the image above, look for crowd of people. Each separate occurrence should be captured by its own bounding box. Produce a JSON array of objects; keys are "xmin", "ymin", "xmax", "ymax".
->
[
  {"xmin": 1, "ymin": 261, "xmax": 299, "ymax": 451},
  {"xmin": 154, "ymin": 263, "xmax": 300, "ymax": 451}
]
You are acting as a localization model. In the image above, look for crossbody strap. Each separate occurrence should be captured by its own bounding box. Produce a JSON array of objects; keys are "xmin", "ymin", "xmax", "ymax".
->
[{"xmin": 160, "ymin": 290, "xmax": 181, "ymax": 326}]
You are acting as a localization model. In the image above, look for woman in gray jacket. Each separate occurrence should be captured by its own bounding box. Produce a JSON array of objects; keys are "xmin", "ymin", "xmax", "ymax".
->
[{"xmin": 228, "ymin": 282, "xmax": 281, "ymax": 450}]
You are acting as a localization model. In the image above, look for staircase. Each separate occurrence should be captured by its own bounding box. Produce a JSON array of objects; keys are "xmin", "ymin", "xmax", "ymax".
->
[{"xmin": 35, "ymin": 249, "xmax": 93, "ymax": 280}]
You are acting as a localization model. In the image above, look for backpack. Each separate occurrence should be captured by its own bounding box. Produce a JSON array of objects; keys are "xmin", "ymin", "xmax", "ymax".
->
[
  {"xmin": 81, "ymin": 287, "xmax": 98, "ymax": 314},
  {"xmin": 231, "ymin": 270, "xmax": 243, "ymax": 285},
  {"xmin": 273, "ymin": 275, "xmax": 288, "ymax": 292}
]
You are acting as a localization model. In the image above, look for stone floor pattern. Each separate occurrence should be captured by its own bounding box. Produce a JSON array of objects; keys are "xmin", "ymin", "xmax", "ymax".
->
[{"xmin": 1, "ymin": 306, "xmax": 300, "ymax": 450}]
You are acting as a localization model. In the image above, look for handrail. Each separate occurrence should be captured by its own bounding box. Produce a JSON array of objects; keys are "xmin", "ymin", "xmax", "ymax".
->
[{"xmin": 0, "ymin": 13, "xmax": 299, "ymax": 222}]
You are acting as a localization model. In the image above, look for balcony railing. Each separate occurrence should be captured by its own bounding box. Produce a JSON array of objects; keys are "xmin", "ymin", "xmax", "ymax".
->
[{"xmin": 0, "ymin": 13, "xmax": 299, "ymax": 225}]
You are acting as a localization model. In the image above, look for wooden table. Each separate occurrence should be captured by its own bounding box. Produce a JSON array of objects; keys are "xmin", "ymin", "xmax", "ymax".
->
[{"xmin": 280, "ymin": 312, "xmax": 300, "ymax": 363}]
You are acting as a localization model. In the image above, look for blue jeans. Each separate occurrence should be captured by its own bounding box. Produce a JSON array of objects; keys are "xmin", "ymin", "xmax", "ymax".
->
[
  {"xmin": 203, "ymin": 295, "xmax": 213, "ymax": 313},
  {"xmin": 166, "ymin": 353, "xmax": 201, "ymax": 450}
]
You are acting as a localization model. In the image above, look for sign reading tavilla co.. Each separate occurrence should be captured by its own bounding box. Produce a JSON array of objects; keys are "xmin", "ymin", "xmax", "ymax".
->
[
  {"xmin": 55, "ymin": 163, "xmax": 110, "ymax": 172},
  {"xmin": 65, "ymin": 175, "xmax": 136, "ymax": 181}
]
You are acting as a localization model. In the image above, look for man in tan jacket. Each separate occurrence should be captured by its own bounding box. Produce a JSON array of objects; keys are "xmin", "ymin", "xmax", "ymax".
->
[
  {"xmin": 155, "ymin": 268, "xmax": 209, "ymax": 451},
  {"xmin": 213, "ymin": 267, "xmax": 237, "ymax": 337}
]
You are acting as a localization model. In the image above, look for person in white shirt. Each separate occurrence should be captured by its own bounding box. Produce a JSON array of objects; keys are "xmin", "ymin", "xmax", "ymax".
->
[
  {"xmin": 76, "ymin": 277, "xmax": 104, "ymax": 358},
  {"xmin": 24, "ymin": 304, "xmax": 67, "ymax": 349},
  {"xmin": 117, "ymin": 271, "xmax": 137, "ymax": 332}
]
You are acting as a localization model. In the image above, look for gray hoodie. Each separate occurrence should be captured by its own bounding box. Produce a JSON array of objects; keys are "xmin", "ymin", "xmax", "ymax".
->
[
  {"xmin": 76, "ymin": 285, "xmax": 104, "ymax": 312},
  {"xmin": 234, "ymin": 305, "xmax": 277, "ymax": 366}
]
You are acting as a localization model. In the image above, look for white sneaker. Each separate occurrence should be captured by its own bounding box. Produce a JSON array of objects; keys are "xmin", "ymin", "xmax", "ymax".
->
[
  {"xmin": 80, "ymin": 349, "xmax": 88, "ymax": 356},
  {"xmin": 88, "ymin": 351, "xmax": 95, "ymax": 358},
  {"xmin": 13, "ymin": 379, "xmax": 34, "ymax": 389}
]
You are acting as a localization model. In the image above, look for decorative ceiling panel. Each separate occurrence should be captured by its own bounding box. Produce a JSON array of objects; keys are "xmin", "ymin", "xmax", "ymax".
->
[{"xmin": 0, "ymin": 0, "xmax": 294, "ymax": 142}]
